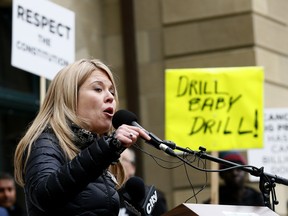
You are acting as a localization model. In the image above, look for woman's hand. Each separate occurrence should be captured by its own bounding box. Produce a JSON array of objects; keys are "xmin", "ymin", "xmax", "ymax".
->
[{"xmin": 113, "ymin": 124, "xmax": 151, "ymax": 148}]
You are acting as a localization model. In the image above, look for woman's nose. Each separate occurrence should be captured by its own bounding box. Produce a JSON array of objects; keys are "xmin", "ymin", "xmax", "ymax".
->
[{"xmin": 105, "ymin": 91, "xmax": 114, "ymax": 103}]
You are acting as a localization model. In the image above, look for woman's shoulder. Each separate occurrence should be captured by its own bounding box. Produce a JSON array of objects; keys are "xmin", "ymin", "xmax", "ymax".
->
[
  {"xmin": 32, "ymin": 130, "xmax": 62, "ymax": 155},
  {"xmin": 36, "ymin": 129, "xmax": 58, "ymax": 144},
  {"xmin": 26, "ymin": 131, "xmax": 66, "ymax": 171}
]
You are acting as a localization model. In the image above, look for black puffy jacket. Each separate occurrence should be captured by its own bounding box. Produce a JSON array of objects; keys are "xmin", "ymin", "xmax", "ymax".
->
[{"xmin": 24, "ymin": 130, "xmax": 121, "ymax": 216}]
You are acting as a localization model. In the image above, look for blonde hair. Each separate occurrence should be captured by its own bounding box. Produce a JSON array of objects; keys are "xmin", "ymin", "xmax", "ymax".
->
[{"xmin": 14, "ymin": 59, "xmax": 124, "ymax": 187}]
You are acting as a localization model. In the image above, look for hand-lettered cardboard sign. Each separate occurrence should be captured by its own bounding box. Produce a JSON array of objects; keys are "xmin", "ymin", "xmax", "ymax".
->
[{"xmin": 165, "ymin": 67, "xmax": 264, "ymax": 151}]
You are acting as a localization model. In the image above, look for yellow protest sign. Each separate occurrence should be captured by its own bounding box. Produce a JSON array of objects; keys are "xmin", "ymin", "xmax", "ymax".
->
[{"xmin": 165, "ymin": 67, "xmax": 264, "ymax": 151}]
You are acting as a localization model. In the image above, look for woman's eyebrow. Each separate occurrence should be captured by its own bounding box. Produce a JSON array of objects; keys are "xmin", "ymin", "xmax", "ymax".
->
[{"xmin": 91, "ymin": 80, "xmax": 114, "ymax": 89}]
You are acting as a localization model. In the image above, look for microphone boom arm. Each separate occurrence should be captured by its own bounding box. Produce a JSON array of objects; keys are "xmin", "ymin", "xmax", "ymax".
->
[{"xmin": 168, "ymin": 144, "xmax": 288, "ymax": 211}]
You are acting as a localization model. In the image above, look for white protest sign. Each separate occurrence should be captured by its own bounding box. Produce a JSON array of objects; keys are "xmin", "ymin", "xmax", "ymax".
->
[
  {"xmin": 12, "ymin": 0, "xmax": 75, "ymax": 80},
  {"xmin": 248, "ymin": 108, "xmax": 288, "ymax": 181}
]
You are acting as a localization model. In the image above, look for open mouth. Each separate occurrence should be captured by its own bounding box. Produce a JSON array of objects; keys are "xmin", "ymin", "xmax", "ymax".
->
[{"xmin": 104, "ymin": 107, "xmax": 114, "ymax": 116}]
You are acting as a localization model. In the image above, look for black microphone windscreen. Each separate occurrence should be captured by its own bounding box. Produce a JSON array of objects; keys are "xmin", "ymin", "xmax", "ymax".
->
[
  {"xmin": 125, "ymin": 176, "xmax": 146, "ymax": 202},
  {"xmin": 120, "ymin": 176, "xmax": 158, "ymax": 215},
  {"xmin": 112, "ymin": 109, "xmax": 138, "ymax": 129}
]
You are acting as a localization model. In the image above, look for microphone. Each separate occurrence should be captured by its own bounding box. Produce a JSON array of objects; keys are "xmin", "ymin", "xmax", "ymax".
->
[
  {"xmin": 112, "ymin": 110, "xmax": 176, "ymax": 156},
  {"xmin": 119, "ymin": 176, "xmax": 158, "ymax": 216}
]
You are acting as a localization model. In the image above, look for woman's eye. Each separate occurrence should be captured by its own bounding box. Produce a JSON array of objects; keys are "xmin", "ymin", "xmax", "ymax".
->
[
  {"xmin": 110, "ymin": 90, "xmax": 115, "ymax": 96},
  {"xmin": 95, "ymin": 88, "xmax": 102, "ymax": 92}
]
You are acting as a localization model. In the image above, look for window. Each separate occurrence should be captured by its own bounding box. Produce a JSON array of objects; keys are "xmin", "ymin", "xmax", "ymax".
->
[{"xmin": 0, "ymin": 6, "xmax": 39, "ymax": 172}]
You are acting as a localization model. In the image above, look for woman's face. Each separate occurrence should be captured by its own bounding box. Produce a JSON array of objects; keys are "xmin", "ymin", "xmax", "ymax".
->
[{"xmin": 77, "ymin": 69, "xmax": 116, "ymax": 134}]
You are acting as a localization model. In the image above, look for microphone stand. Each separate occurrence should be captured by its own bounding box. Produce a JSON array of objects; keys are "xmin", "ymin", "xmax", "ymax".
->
[{"xmin": 162, "ymin": 141, "xmax": 288, "ymax": 211}]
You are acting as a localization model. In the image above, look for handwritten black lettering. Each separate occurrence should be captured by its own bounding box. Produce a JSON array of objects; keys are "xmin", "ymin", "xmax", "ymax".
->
[
  {"xmin": 189, "ymin": 116, "xmax": 255, "ymax": 136},
  {"xmin": 188, "ymin": 95, "xmax": 242, "ymax": 112},
  {"xmin": 228, "ymin": 95, "xmax": 242, "ymax": 112},
  {"xmin": 238, "ymin": 117, "xmax": 253, "ymax": 134},
  {"xmin": 177, "ymin": 76, "xmax": 228, "ymax": 97},
  {"xmin": 201, "ymin": 98, "xmax": 214, "ymax": 111}
]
